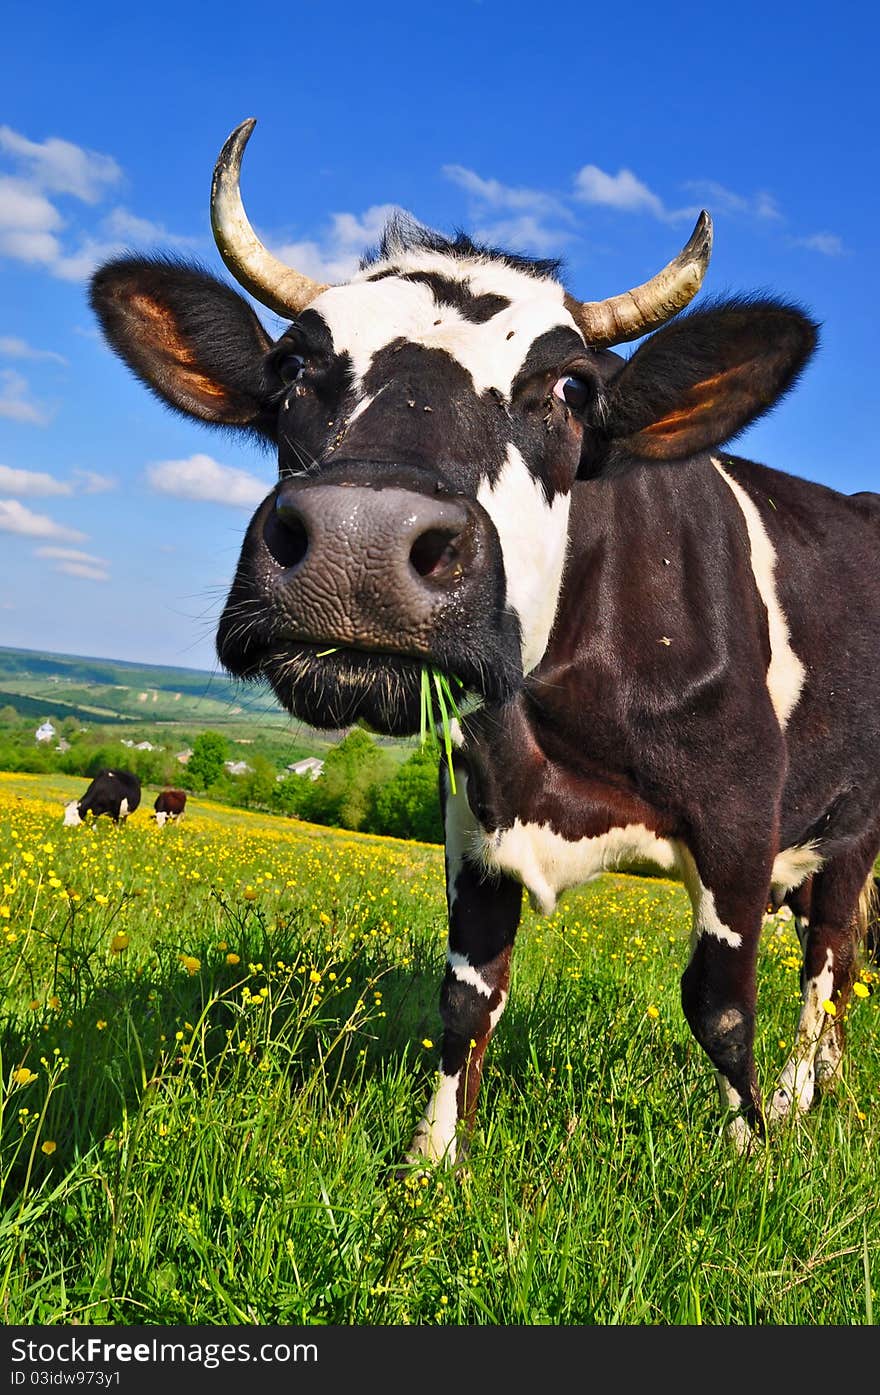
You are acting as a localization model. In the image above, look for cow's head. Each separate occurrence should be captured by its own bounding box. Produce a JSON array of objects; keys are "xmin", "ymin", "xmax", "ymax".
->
[
  {"xmin": 90, "ymin": 120, "xmax": 815, "ymax": 736},
  {"xmin": 63, "ymin": 801, "xmax": 82, "ymax": 826}
]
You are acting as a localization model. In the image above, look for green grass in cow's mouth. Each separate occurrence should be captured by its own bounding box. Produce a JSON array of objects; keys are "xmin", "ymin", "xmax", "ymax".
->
[
  {"xmin": 419, "ymin": 666, "xmax": 465, "ymax": 794},
  {"xmin": 313, "ymin": 648, "xmax": 464, "ymax": 788}
]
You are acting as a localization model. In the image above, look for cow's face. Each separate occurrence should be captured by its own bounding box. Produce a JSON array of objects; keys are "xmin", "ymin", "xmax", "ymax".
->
[
  {"xmin": 221, "ymin": 249, "xmax": 605, "ymax": 732},
  {"xmin": 63, "ymin": 801, "xmax": 81, "ymax": 826},
  {"xmin": 90, "ymin": 121, "xmax": 746, "ymax": 737}
]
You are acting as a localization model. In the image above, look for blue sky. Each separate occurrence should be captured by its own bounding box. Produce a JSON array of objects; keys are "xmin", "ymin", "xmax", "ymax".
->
[{"xmin": 1, "ymin": 0, "xmax": 876, "ymax": 671}]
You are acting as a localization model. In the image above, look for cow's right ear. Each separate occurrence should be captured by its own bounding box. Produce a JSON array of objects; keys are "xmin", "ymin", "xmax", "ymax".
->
[{"xmin": 89, "ymin": 257, "xmax": 275, "ymax": 435}]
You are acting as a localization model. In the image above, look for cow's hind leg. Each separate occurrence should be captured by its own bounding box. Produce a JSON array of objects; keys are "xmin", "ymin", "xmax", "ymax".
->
[
  {"xmin": 405, "ymin": 780, "xmax": 522, "ymax": 1167},
  {"xmin": 770, "ymin": 845, "xmax": 879, "ymax": 1122}
]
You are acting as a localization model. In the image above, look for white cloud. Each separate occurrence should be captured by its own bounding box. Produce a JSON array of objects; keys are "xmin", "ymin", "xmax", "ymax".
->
[
  {"xmin": 684, "ymin": 180, "xmax": 782, "ymax": 222},
  {"xmin": 0, "ymin": 127, "xmax": 195, "ymax": 282},
  {"xmin": 789, "ymin": 232, "xmax": 845, "ymax": 256},
  {"xmin": 35, "ymin": 546, "xmax": 110, "ymax": 565},
  {"xmin": 271, "ymin": 203, "xmax": 403, "ymax": 283},
  {"xmin": 0, "ymin": 370, "xmax": 51, "ymax": 425},
  {"xmin": 574, "ymin": 165, "xmax": 669, "ymax": 218},
  {"xmin": 73, "ymin": 468, "xmax": 116, "ymax": 494},
  {"xmin": 0, "ymin": 465, "xmax": 71, "ymax": 496},
  {"xmin": 443, "ymin": 165, "xmax": 569, "ymax": 219},
  {"xmin": 0, "ymin": 336, "xmax": 66, "ymax": 365},
  {"xmin": 0, "ymin": 499, "xmax": 86, "ymax": 542},
  {"xmin": 35, "ymin": 545, "xmax": 111, "ymax": 582},
  {"xmin": 146, "ymin": 453, "xmax": 269, "ymax": 508},
  {"xmin": 473, "ymin": 215, "xmax": 571, "ymax": 256},
  {"xmin": 0, "ymin": 126, "xmax": 121, "ymax": 203}
]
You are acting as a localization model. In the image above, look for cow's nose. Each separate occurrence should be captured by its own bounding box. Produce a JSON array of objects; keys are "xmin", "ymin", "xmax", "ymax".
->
[
  {"xmin": 261, "ymin": 479, "xmax": 490, "ymax": 652},
  {"xmin": 269, "ymin": 481, "xmax": 476, "ymax": 586}
]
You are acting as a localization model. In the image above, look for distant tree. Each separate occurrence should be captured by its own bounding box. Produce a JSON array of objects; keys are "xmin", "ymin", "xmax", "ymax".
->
[
  {"xmin": 296, "ymin": 728, "xmax": 394, "ymax": 831},
  {"xmin": 240, "ymin": 754, "xmax": 278, "ymax": 810},
  {"xmin": 367, "ymin": 744, "xmax": 443, "ymax": 843},
  {"xmin": 185, "ymin": 731, "xmax": 228, "ymax": 791}
]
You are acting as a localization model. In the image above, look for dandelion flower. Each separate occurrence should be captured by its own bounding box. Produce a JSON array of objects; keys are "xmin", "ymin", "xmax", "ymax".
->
[
  {"xmin": 822, "ymin": 999, "xmax": 837, "ymax": 1017},
  {"xmin": 421, "ymin": 1038, "xmax": 434, "ymax": 1049},
  {"xmin": 179, "ymin": 954, "xmax": 201, "ymax": 975},
  {"xmin": 226, "ymin": 952, "xmax": 240, "ymax": 966},
  {"xmin": 646, "ymin": 1005, "xmax": 660, "ymax": 1020},
  {"xmin": 41, "ymin": 1141, "xmax": 56, "ymax": 1155},
  {"xmin": 853, "ymin": 982, "xmax": 870, "ymax": 999}
]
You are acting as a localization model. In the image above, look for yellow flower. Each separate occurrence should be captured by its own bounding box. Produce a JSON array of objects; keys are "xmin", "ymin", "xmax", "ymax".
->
[
  {"xmin": 853, "ymin": 982, "xmax": 870, "ymax": 999},
  {"xmin": 110, "ymin": 932, "xmax": 130, "ymax": 953},
  {"xmin": 646, "ymin": 1004, "xmax": 660, "ymax": 1020},
  {"xmin": 243, "ymin": 886, "xmax": 257, "ymax": 901},
  {"xmin": 309, "ymin": 969, "xmax": 322, "ymax": 984},
  {"xmin": 421, "ymin": 1038, "xmax": 434, "ymax": 1049},
  {"xmin": 12, "ymin": 1067, "xmax": 37, "ymax": 1086},
  {"xmin": 822, "ymin": 999, "xmax": 837, "ymax": 1017},
  {"xmin": 41, "ymin": 1141, "xmax": 56, "ymax": 1155},
  {"xmin": 96, "ymin": 1020, "xmax": 107, "ymax": 1031},
  {"xmin": 226, "ymin": 952, "xmax": 240, "ymax": 966},
  {"xmin": 94, "ymin": 894, "xmax": 109, "ymax": 906},
  {"xmin": 47, "ymin": 996, "xmax": 60, "ymax": 1011},
  {"xmin": 179, "ymin": 954, "xmax": 201, "ymax": 975}
]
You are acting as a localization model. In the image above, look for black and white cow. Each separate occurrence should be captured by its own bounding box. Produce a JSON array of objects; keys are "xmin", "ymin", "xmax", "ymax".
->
[
  {"xmin": 63, "ymin": 769, "xmax": 141, "ymax": 827},
  {"xmin": 89, "ymin": 120, "xmax": 880, "ymax": 1164},
  {"xmin": 154, "ymin": 788, "xmax": 187, "ymax": 826}
]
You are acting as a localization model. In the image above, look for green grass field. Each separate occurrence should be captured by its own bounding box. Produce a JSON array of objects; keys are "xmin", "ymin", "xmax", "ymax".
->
[{"xmin": 1, "ymin": 770, "xmax": 878, "ymax": 1325}]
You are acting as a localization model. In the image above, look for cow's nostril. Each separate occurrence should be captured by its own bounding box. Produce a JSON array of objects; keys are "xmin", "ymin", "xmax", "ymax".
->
[
  {"xmin": 265, "ymin": 505, "xmax": 309, "ymax": 570},
  {"xmin": 409, "ymin": 527, "xmax": 463, "ymax": 581}
]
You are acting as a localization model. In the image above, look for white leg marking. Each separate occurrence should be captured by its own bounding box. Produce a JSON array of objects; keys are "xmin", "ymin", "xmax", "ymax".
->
[
  {"xmin": 408, "ymin": 1071, "xmax": 460, "ymax": 1164},
  {"xmin": 447, "ymin": 951, "xmax": 492, "ymax": 997},
  {"xmin": 716, "ymin": 1074, "xmax": 753, "ymax": 1154},
  {"xmin": 770, "ymin": 947, "xmax": 835, "ymax": 1120},
  {"xmin": 675, "ymin": 845, "xmax": 743, "ymax": 948}
]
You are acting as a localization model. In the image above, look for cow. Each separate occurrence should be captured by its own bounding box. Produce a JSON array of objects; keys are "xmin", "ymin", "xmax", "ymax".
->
[
  {"xmin": 154, "ymin": 788, "xmax": 187, "ymax": 826},
  {"xmin": 89, "ymin": 119, "xmax": 880, "ymax": 1166},
  {"xmin": 63, "ymin": 769, "xmax": 141, "ymax": 827}
]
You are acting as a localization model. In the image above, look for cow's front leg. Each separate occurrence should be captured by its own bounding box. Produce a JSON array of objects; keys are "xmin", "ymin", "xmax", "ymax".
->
[
  {"xmin": 406, "ymin": 782, "xmax": 522, "ymax": 1166},
  {"xmin": 677, "ymin": 847, "xmax": 767, "ymax": 1152}
]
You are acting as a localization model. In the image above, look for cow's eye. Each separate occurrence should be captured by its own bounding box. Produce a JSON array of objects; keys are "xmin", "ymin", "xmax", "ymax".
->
[
  {"xmin": 553, "ymin": 374, "xmax": 591, "ymax": 410},
  {"xmin": 276, "ymin": 353, "xmax": 307, "ymax": 385}
]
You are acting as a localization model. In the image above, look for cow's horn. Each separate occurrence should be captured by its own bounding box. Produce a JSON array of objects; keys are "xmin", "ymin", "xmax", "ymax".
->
[
  {"xmin": 569, "ymin": 211, "xmax": 713, "ymax": 348},
  {"xmin": 211, "ymin": 118, "xmax": 329, "ymax": 318}
]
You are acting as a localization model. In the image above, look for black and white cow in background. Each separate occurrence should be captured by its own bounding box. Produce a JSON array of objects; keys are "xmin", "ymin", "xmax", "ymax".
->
[
  {"xmin": 63, "ymin": 769, "xmax": 141, "ymax": 827},
  {"xmin": 90, "ymin": 120, "xmax": 880, "ymax": 1164},
  {"xmin": 154, "ymin": 788, "xmax": 187, "ymax": 826}
]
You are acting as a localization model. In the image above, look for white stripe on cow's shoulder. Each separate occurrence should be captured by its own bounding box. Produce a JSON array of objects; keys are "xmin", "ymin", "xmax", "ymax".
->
[
  {"xmin": 479, "ymin": 817, "xmax": 678, "ymax": 917},
  {"xmin": 674, "ymin": 844, "xmax": 743, "ymax": 948},
  {"xmin": 447, "ymin": 950, "xmax": 493, "ymax": 998},
  {"xmin": 478, "ymin": 444, "xmax": 571, "ymax": 673},
  {"xmin": 712, "ymin": 458, "xmax": 805, "ymax": 726},
  {"xmin": 312, "ymin": 252, "xmax": 580, "ymax": 401}
]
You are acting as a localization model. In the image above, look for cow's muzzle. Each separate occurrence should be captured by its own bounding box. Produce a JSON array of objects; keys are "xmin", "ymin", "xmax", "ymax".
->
[{"xmin": 216, "ymin": 464, "xmax": 520, "ymax": 733}]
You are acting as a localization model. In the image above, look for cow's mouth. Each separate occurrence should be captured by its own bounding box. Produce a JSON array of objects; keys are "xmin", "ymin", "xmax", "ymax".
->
[{"xmin": 220, "ymin": 636, "xmax": 515, "ymax": 737}]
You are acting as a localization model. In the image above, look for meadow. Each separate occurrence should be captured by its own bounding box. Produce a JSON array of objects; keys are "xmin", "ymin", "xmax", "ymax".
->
[{"xmin": 1, "ymin": 769, "xmax": 878, "ymax": 1326}]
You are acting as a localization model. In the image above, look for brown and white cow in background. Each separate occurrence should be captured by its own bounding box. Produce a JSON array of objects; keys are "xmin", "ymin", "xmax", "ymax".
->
[
  {"xmin": 154, "ymin": 788, "xmax": 187, "ymax": 826},
  {"xmin": 90, "ymin": 120, "xmax": 880, "ymax": 1165}
]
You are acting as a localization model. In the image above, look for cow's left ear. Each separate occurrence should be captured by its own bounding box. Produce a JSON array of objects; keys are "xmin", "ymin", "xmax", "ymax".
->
[{"xmin": 597, "ymin": 297, "xmax": 819, "ymax": 463}]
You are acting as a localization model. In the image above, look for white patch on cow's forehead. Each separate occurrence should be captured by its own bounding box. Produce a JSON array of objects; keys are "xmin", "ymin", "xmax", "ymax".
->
[
  {"xmin": 311, "ymin": 252, "xmax": 579, "ymax": 400},
  {"xmin": 478, "ymin": 444, "xmax": 570, "ymax": 674}
]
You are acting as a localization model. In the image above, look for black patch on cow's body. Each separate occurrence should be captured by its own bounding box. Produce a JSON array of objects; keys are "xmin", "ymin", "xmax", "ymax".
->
[{"xmin": 74, "ymin": 769, "xmax": 141, "ymax": 822}]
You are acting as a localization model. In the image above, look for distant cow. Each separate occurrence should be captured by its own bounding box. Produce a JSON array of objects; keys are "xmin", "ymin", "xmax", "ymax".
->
[
  {"xmin": 154, "ymin": 788, "xmax": 187, "ymax": 826},
  {"xmin": 63, "ymin": 770, "xmax": 141, "ymax": 826}
]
